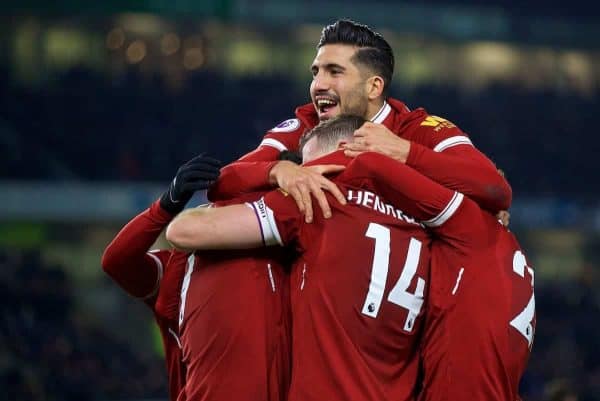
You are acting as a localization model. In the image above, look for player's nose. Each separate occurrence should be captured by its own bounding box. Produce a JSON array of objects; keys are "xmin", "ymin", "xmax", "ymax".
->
[{"xmin": 312, "ymin": 73, "xmax": 330, "ymax": 91}]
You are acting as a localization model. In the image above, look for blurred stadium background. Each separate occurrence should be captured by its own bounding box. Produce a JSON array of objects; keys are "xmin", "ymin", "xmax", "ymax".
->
[{"xmin": 1, "ymin": 0, "xmax": 599, "ymax": 400}]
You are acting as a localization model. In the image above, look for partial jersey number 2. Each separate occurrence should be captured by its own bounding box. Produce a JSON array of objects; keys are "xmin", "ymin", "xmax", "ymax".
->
[
  {"xmin": 361, "ymin": 223, "xmax": 425, "ymax": 333},
  {"xmin": 510, "ymin": 250, "xmax": 536, "ymax": 347}
]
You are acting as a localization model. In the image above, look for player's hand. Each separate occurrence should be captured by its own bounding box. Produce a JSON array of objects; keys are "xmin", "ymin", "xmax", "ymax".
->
[
  {"xmin": 497, "ymin": 210, "xmax": 510, "ymax": 227},
  {"xmin": 160, "ymin": 154, "xmax": 223, "ymax": 214},
  {"xmin": 342, "ymin": 122, "xmax": 411, "ymax": 163},
  {"xmin": 269, "ymin": 161, "xmax": 347, "ymax": 223}
]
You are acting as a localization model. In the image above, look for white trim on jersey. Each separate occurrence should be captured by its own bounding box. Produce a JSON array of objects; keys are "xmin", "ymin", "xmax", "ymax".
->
[
  {"xmin": 248, "ymin": 198, "xmax": 283, "ymax": 246},
  {"xmin": 168, "ymin": 327, "xmax": 183, "ymax": 349},
  {"xmin": 139, "ymin": 250, "xmax": 164, "ymax": 300},
  {"xmin": 178, "ymin": 254, "xmax": 195, "ymax": 327},
  {"xmin": 267, "ymin": 263, "xmax": 276, "ymax": 292},
  {"xmin": 259, "ymin": 138, "xmax": 288, "ymax": 152},
  {"xmin": 433, "ymin": 136, "xmax": 473, "ymax": 152},
  {"xmin": 424, "ymin": 192, "xmax": 464, "ymax": 227},
  {"xmin": 371, "ymin": 101, "xmax": 391, "ymax": 124},
  {"xmin": 451, "ymin": 267, "xmax": 465, "ymax": 295}
]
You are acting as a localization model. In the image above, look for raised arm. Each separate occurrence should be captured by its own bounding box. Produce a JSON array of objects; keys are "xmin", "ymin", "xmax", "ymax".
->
[
  {"xmin": 343, "ymin": 118, "xmax": 512, "ymax": 212},
  {"xmin": 101, "ymin": 200, "xmax": 173, "ymax": 299},
  {"xmin": 208, "ymin": 118, "xmax": 346, "ymax": 222},
  {"xmin": 207, "ymin": 118, "xmax": 306, "ymax": 201},
  {"xmin": 207, "ymin": 147, "xmax": 282, "ymax": 201},
  {"xmin": 101, "ymin": 154, "xmax": 221, "ymax": 299},
  {"xmin": 406, "ymin": 142, "xmax": 511, "ymax": 212},
  {"xmin": 347, "ymin": 153, "xmax": 458, "ymax": 224},
  {"xmin": 347, "ymin": 152, "xmax": 486, "ymax": 245}
]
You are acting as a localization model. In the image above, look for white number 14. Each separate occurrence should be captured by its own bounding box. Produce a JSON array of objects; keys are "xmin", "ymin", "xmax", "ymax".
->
[{"xmin": 361, "ymin": 223, "xmax": 426, "ymax": 333}]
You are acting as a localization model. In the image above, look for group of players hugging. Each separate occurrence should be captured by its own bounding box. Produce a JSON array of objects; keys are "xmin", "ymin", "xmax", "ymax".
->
[{"xmin": 102, "ymin": 19, "xmax": 535, "ymax": 401}]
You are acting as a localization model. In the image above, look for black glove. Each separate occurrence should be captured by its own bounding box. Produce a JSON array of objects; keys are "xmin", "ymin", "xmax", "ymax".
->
[{"xmin": 159, "ymin": 154, "xmax": 223, "ymax": 214}]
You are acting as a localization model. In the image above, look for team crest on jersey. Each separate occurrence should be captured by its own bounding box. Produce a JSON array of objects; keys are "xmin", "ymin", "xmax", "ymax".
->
[
  {"xmin": 271, "ymin": 118, "xmax": 300, "ymax": 133},
  {"xmin": 420, "ymin": 115, "xmax": 456, "ymax": 132}
]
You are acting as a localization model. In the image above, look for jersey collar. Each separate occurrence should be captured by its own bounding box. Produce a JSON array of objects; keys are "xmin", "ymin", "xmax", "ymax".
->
[
  {"xmin": 295, "ymin": 103, "xmax": 320, "ymax": 129},
  {"xmin": 371, "ymin": 100, "xmax": 391, "ymax": 123},
  {"xmin": 296, "ymin": 99, "xmax": 393, "ymax": 129}
]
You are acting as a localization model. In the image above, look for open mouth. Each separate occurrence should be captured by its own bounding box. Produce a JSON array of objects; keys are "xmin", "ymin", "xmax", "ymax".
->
[{"xmin": 315, "ymin": 97, "xmax": 339, "ymax": 115}]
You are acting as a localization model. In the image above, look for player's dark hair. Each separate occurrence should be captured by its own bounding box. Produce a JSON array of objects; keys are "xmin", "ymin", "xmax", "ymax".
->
[
  {"xmin": 318, "ymin": 19, "xmax": 394, "ymax": 96},
  {"xmin": 299, "ymin": 114, "xmax": 366, "ymax": 157}
]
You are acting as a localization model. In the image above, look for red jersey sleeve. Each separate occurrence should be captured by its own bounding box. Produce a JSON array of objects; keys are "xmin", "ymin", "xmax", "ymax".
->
[
  {"xmin": 207, "ymin": 118, "xmax": 305, "ymax": 202},
  {"xmin": 345, "ymin": 153, "xmax": 457, "ymax": 222},
  {"xmin": 346, "ymin": 152, "xmax": 486, "ymax": 248},
  {"xmin": 247, "ymin": 189, "xmax": 304, "ymax": 250},
  {"xmin": 259, "ymin": 118, "xmax": 306, "ymax": 153},
  {"xmin": 101, "ymin": 200, "xmax": 174, "ymax": 302},
  {"xmin": 402, "ymin": 114, "xmax": 512, "ymax": 212}
]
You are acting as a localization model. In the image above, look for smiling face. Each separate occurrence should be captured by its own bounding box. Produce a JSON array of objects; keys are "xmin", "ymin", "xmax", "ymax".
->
[{"xmin": 310, "ymin": 44, "xmax": 371, "ymax": 121}]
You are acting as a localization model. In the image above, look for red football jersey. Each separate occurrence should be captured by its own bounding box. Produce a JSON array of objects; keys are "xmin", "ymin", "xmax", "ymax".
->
[
  {"xmin": 178, "ymin": 195, "xmax": 291, "ymax": 401},
  {"xmin": 146, "ymin": 250, "xmax": 189, "ymax": 401},
  {"xmin": 102, "ymin": 201, "xmax": 188, "ymax": 401},
  {"xmin": 344, "ymin": 153, "xmax": 535, "ymax": 401},
  {"xmin": 419, "ymin": 217, "xmax": 534, "ymax": 401},
  {"xmin": 249, "ymin": 153, "xmax": 434, "ymax": 401},
  {"xmin": 209, "ymin": 98, "xmax": 511, "ymax": 213},
  {"xmin": 103, "ymin": 198, "xmax": 292, "ymax": 401}
]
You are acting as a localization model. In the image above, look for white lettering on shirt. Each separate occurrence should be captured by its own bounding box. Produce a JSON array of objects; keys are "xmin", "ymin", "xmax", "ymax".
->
[
  {"xmin": 347, "ymin": 190, "xmax": 363, "ymax": 204},
  {"xmin": 346, "ymin": 190, "xmax": 422, "ymax": 227}
]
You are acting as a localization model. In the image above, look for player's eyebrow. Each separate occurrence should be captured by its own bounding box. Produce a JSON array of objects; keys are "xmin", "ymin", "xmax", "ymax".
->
[{"xmin": 311, "ymin": 63, "xmax": 346, "ymax": 74}]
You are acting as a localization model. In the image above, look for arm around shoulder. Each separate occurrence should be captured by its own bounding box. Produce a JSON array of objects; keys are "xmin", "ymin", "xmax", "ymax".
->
[
  {"xmin": 407, "ymin": 142, "xmax": 512, "ymax": 212},
  {"xmin": 166, "ymin": 204, "xmax": 265, "ymax": 251}
]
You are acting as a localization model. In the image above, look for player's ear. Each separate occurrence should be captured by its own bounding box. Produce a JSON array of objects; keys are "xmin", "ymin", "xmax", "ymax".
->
[
  {"xmin": 338, "ymin": 141, "xmax": 348, "ymax": 149},
  {"xmin": 366, "ymin": 75, "xmax": 384, "ymax": 101}
]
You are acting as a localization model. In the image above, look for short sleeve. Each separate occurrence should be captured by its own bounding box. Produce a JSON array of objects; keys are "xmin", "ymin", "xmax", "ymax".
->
[
  {"xmin": 248, "ymin": 189, "xmax": 302, "ymax": 247},
  {"xmin": 423, "ymin": 192, "xmax": 491, "ymax": 252}
]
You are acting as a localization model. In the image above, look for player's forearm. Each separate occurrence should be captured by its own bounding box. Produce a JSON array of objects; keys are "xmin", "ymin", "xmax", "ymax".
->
[
  {"xmin": 207, "ymin": 145, "xmax": 282, "ymax": 202},
  {"xmin": 207, "ymin": 161, "xmax": 278, "ymax": 202},
  {"xmin": 166, "ymin": 204, "xmax": 264, "ymax": 251},
  {"xmin": 406, "ymin": 143, "xmax": 512, "ymax": 212},
  {"xmin": 101, "ymin": 200, "xmax": 171, "ymax": 296},
  {"xmin": 351, "ymin": 153, "xmax": 458, "ymax": 221},
  {"xmin": 353, "ymin": 153, "xmax": 486, "ymax": 247}
]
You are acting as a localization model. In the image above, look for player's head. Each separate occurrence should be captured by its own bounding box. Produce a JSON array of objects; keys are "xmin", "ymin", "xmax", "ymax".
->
[
  {"xmin": 310, "ymin": 19, "xmax": 394, "ymax": 121},
  {"xmin": 300, "ymin": 114, "xmax": 366, "ymax": 162}
]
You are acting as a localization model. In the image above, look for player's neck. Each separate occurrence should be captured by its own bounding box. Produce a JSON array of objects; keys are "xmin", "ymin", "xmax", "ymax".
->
[
  {"xmin": 304, "ymin": 149, "xmax": 349, "ymax": 167},
  {"xmin": 365, "ymin": 99, "xmax": 386, "ymax": 121}
]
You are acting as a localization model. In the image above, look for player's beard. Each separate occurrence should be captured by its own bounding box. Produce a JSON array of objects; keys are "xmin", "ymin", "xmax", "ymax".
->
[{"xmin": 339, "ymin": 82, "xmax": 369, "ymax": 119}]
